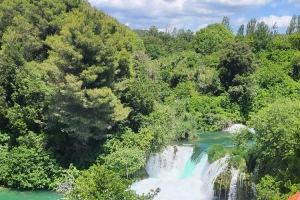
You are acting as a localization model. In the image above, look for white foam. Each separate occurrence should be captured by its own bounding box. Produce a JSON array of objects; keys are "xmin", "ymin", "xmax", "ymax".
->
[
  {"xmin": 131, "ymin": 146, "xmax": 230, "ymax": 200},
  {"xmin": 224, "ymin": 123, "xmax": 255, "ymax": 134}
]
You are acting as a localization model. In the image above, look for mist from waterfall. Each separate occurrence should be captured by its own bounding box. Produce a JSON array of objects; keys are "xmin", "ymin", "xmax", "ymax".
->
[{"xmin": 131, "ymin": 145, "xmax": 232, "ymax": 200}]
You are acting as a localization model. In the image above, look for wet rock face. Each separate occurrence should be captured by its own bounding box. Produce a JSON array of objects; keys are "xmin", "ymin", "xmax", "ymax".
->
[{"xmin": 213, "ymin": 167, "xmax": 255, "ymax": 200}]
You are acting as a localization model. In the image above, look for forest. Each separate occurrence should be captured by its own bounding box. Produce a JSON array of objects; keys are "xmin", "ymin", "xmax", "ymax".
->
[{"xmin": 0, "ymin": 0, "xmax": 300, "ymax": 199}]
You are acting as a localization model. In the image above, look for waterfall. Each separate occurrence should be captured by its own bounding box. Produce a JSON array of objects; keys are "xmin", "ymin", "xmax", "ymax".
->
[
  {"xmin": 131, "ymin": 145, "xmax": 231, "ymax": 200},
  {"xmin": 228, "ymin": 168, "xmax": 240, "ymax": 200},
  {"xmin": 146, "ymin": 146, "xmax": 193, "ymax": 180},
  {"xmin": 199, "ymin": 155, "xmax": 229, "ymax": 198}
]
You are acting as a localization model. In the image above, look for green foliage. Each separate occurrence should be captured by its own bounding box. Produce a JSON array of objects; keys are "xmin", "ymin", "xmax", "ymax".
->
[
  {"xmin": 67, "ymin": 164, "xmax": 158, "ymax": 200},
  {"xmin": 103, "ymin": 147, "xmax": 146, "ymax": 178},
  {"xmin": 289, "ymin": 51, "xmax": 300, "ymax": 80},
  {"xmin": 136, "ymin": 26, "xmax": 194, "ymax": 60},
  {"xmin": 256, "ymin": 175, "xmax": 282, "ymax": 200},
  {"xmin": 49, "ymin": 81, "xmax": 130, "ymax": 141},
  {"xmin": 288, "ymin": 32, "xmax": 300, "ymax": 50},
  {"xmin": 1, "ymin": 1, "xmax": 300, "ymax": 198},
  {"xmin": 266, "ymin": 35, "xmax": 292, "ymax": 51},
  {"xmin": 193, "ymin": 23, "xmax": 234, "ymax": 55},
  {"xmin": 104, "ymin": 128, "xmax": 154, "ymax": 154},
  {"xmin": 221, "ymin": 16, "xmax": 233, "ymax": 32},
  {"xmin": 218, "ymin": 41, "xmax": 256, "ymax": 90},
  {"xmin": 102, "ymin": 128, "xmax": 153, "ymax": 178},
  {"xmin": 286, "ymin": 15, "xmax": 298, "ymax": 35},
  {"xmin": 0, "ymin": 132, "xmax": 62, "ymax": 189},
  {"xmin": 218, "ymin": 41, "xmax": 258, "ymax": 118},
  {"xmin": 55, "ymin": 164, "xmax": 81, "ymax": 194},
  {"xmin": 250, "ymin": 99, "xmax": 300, "ymax": 185},
  {"xmin": 6, "ymin": 62, "xmax": 54, "ymax": 138},
  {"xmin": 196, "ymin": 65, "xmax": 222, "ymax": 95},
  {"xmin": 231, "ymin": 128, "xmax": 254, "ymax": 148},
  {"xmin": 229, "ymin": 155, "xmax": 246, "ymax": 170},
  {"xmin": 207, "ymin": 144, "xmax": 226, "ymax": 164},
  {"xmin": 155, "ymin": 51, "xmax": 200, "ymax": 88},
  {"xmin": 236, "ymin": 24, "xmax": 245, "ymax": 38},
  {"xmin": 0, "ymin": 132, "xmax": 9, "ymax": 154},
  {"xmin": 188, "ymin": 94, "xmax": 236, "ymax": 132}
]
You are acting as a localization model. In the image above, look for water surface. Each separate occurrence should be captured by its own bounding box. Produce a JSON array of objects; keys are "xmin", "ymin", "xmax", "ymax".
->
[{"xmin": 0, "ymin": 187, "xmax": 63, "ymax": 200}]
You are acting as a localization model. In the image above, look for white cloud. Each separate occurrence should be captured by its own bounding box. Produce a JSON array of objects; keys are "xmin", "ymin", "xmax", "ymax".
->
[
  {"xmin": 258, "ymin": 15, "xmax": 292, "ymax": 28},
  {"xmin": 288, "ymin": 0, "xmax": 300, "ymax": 7},
  {"xmin": 235, "ymin": 17, "xmax": 247, "ymax": 26},
  {"xmin": 203, "ymin": 0, "xmax": 272, "ymax": 6},
  {"xmin": 88, "ymin": 0, "xmax": 273, "ymax": 31}
]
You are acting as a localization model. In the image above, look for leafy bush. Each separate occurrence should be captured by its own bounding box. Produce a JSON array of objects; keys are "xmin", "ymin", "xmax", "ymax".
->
[
  {"xmin": 67, "ymin": 164, "xmax": 159, "ymax": 200},
  {"xmin": 0, "ymin": 132, "xmax": 62, "ymax": 189}
]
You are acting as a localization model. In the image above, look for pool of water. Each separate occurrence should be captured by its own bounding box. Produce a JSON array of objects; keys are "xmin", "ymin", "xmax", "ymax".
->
[
  {"xmin": 171, "ymin": 131, "xmax": 233, "ymax": 150},
  {"xmin": 0, "ymin": 187, "xmax": 63, "ymax": 200}
]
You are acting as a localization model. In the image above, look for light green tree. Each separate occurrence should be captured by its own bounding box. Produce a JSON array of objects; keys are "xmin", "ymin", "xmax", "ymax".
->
[{"xmin": 193, "ymin": 23, "xmax": 234, "ymax": 55}]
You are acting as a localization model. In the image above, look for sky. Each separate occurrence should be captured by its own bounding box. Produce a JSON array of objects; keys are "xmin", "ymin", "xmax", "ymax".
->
[{"xmin": 87, "ymin": 0, "xmax": 300, "ymax": 34}]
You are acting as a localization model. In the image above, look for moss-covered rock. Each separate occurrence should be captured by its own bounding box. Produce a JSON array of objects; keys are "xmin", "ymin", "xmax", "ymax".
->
[
  {"xmin": 230, "ymin": 155, "xmax": 247, "ymax": 171},
  {"xmin": 207, "ymin": 144, "xmax": 227, "ymax": 164}
]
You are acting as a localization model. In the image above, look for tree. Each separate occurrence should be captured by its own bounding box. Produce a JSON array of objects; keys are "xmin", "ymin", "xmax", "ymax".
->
[
  {"xmin": 288, "ymin": 51, "xmax": 300, "ymax": 81},
  {"xmin": 0, "ymin": 132, "xmax": 62, "ymax": 189},
  {"xmin": 193, "ymin": 23, "xmax": 234, "ymax": 55},
  {"xmin": 250, "ymin": 99, "xmax": 300, "ymax": 184},
  {"xmin": 236, "ymin": 24, "xmax": 245, "ymax": 38},
  {"xmin": 104, "ymin": 147, "xmax": 146, "ymax": 178},
  {"xmin": 218, "ymin": 41, "xmax": 255, "ymax": 90},
  {"xmin": 43, "ymin": 5, "xmax": 144, "ymax": 142},
  {"xmin": 218, "ymin": 41, "xmax": 257, "ymax": 118},
  {"xmin": 286, "ymin": 14, "xmax": 297, "ymax": 35},
  {"xmin": 148, "ymin": 25, "xmax": 159, "ymax": 36},
  {"xmin": 298, "ymin": 15, "xmax": 300, "ymax": 32},
  {"xmin": 288, "ymin": 32, "xmax": 300, "ymax": 50},
  {"xmin": 246, "ymin": 18, "xmax": 257, "ymax": 37},
  {"xmin": 67, "ymin": 164, "xmax": 158, "ymax": 200},
  {"xmin": 221, "ymin": 16, "xmax": 233, "ymax": 32},
  {"xmin": 49, "ymin": 77, "xmax": 130, "ymax": 142},
  {"xmin": 253, "ymin": 21, "xmax": 271, "ymax": 51}
]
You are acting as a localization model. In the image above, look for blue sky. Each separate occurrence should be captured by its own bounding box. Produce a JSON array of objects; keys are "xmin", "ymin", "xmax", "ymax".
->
[{"xmin": 88, "ymin": 0, "xmax": 299, "ymax": 34}]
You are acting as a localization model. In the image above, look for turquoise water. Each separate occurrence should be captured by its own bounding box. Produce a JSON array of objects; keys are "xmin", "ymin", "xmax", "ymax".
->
[
  {"xmin": 0, "ymin": 187, "xmax": 63, "ymax": 200},
  {"xmin": 178, "ymin": 131, "xmax": 233, "ymax": 179},
  {"xmin": 171, "ymin": 131, "xmax": 233, "ymax": 150},
  {"xmin": 132, "ymin": 131, "xmax": 233, "ymax": 200}
]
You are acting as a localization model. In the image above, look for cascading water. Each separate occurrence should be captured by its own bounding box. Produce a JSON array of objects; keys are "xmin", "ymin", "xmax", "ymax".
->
[
  {"xmin": 131, "ymin": 145, "xmax": 230, "ymax": 200},
  {"xmin": 228, "ymin": 168, "xmax": 240, "ymax": 200}
]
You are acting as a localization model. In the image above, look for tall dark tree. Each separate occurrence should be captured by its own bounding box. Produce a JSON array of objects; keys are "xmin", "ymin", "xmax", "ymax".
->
[
  {"xmin": 218, "ymin": 41, "xmax": 256, "ymax": 90},
  {"xmin": 253, "ymin": 21, "xmax": 271, "ymax": 51},
  {"xmin": 286, "ymin": 14, "xmax": 297, "ymax": 35},
  {"xmin": 298, "ymin": 15, "xmax": 300, "ymax": 31},
  {"xmin": 246, "ymin": 18, "xmax": 257, "ymax": 37},
  {"xmin": 236, "ymin": 24, "xmax": 245, "ymax": 36},
  {"xmin": 221, "ymin": 16, "xmax": 233, "ymax": 32}
]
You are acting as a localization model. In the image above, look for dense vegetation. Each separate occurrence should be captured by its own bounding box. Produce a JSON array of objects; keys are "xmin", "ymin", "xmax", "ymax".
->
[{"xmin": 0, "ymin": 0, "xmax": 300, "ymax": 199}]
